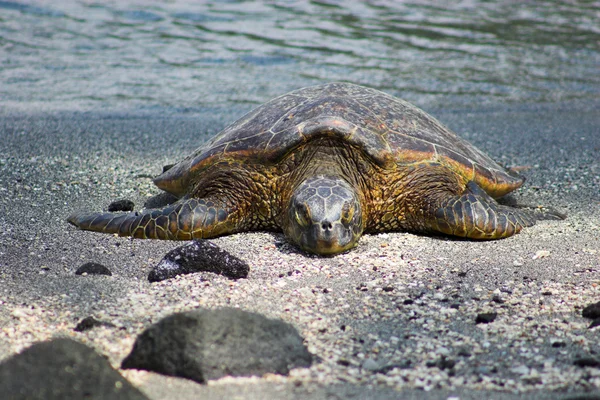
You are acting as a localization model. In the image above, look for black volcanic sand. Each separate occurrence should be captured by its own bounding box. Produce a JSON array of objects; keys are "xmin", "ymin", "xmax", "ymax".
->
[{"xmin": 0, "ymin": 102, "xmax": 599, "ymax": 400}]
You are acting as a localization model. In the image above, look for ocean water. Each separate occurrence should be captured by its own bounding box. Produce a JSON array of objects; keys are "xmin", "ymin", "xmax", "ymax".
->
[{"xmin": 1, "ymin": 0, "xmax": 599, "ymax": 112}]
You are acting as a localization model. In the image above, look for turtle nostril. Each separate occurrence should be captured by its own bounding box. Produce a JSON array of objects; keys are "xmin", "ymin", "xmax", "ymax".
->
[{"xmin": 322, "ymin": 222, "xmax": 333, "ymax": 231}]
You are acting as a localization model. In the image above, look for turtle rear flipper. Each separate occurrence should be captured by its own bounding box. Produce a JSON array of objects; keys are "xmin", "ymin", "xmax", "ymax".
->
[
  {"xmin": 495, "ymin": 194, "xmax": 567, "ymax": 221},
  {"xmin": 509, "ymin": 203, "xmax": 566, "ymax": 222},
  {"xmin": 67, "ymin": 198, "xmax": 234, "ymax": 240},
  {"xmin": 430, "ymin": 181, "xmax": 535, "ymax": 240}
]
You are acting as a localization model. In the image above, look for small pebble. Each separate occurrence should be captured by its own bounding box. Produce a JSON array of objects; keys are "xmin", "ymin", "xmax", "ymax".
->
[
  {"xmin": 74, "ymin": 316, "xmax": 115, "ymax": 332},
  {"xmin": 573, "ymin": 357, "xmax": 600, "ymax": 368},
  {"xmin": 107, "ymin": 199, "xmax": 135, "ymax": 212},
  {"xmin": 75, "ymin": 262, "xmax": 112, "ymax": 276},
  {"xmin": 475, "ymin": 312, "xmax": 497, "ymax": 324},
  {"xmin": 457, "ymin": 348, "xmax": 471, "ymax": 357},
  {"xmin": 492, "ymin": 295, "xmax": 505, "ymax": 304},
  {"xmin": 437, "ymin": 347, "xmax": 450, "ymax": 357},
  {"xmin": 475, "ymin": 366, "xmax": 491, "ymax": 375},
  {"xmin": 582, "ymin": 301, "xmax": 600, "ymax": 320},
  {"xmin": 433, "ymin": 293, "xmax": 446, "ymax": 301},
  {"xmin": 511, "ymin": 365, "xmax": 530, "ymax": 375},
  {"xmin": 532, "ymin": 250, "xmax": 550, "ymax": 260},
  {"xmin": 436, "ymin": 356, "xmax": 455, "ymax": 370},
  {"xmin": 361, "ymin": 358, "xmax": 380, "ymax": 371},
  {"xmin": 337, "ymin": 359, "xmax": 350, "ymax": 367}
]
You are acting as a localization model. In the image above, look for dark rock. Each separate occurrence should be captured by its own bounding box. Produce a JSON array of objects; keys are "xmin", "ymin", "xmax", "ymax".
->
[
  {"xmin": 75, "ymin": 262, "xmax": 112, "ymax": 276},
  {"xmin": 573, "ymin": 357, "xmax": 600, "ymax": 368},
  {"xmin": 589, "ymin": 318, "xmax": 600, "ymax": 329},
  {"xmin": 74, "ymin": 316, "xmax": 116, "ymax": 332},
  {"xmin": 148, "ymin": 240, "xmax": 249, "ymax": 282},
  {"xmin": 582, "ymin": 301, "xmax": 600, "ymax": 320},
  {"xmin": 107, "ymin": 199, "xmax": 135, "ymax": 212},
  {"xmin": 457, "ymin": 347, "xmax": 472, "ymax": 357},
  {"xmin": 427, "ymin": 356, "xmax": 455, "ymax": 370},
  {"xmin": 0, "ymin": 338, "xmax": 147, "ymax": 400},
  {"xmin": 438, "ymin": 357, "xmax": 456, "ymax": 370},
  {"xmin": 121, "ymin": 308, "xmax": 312, "ymax": 383},
  {"xmin": 475, "ymin": 312, "xmax": 497, "ymax": 324},
  {"xmin": 551, "ymin": 340, "xmax": 567, "ymax": 348}
]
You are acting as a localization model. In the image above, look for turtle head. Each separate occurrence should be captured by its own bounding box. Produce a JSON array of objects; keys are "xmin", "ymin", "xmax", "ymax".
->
[{"xmin": 285, "ymin": 176, "xmax": 363, "ymax": 256}]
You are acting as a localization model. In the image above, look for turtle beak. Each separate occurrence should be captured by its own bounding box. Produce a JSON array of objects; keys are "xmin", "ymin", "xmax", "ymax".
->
[
  {"xmin": 304, "ymin": 220, "xmax": 358, "ymax": 256},
  {"xmin": 312, "ymin": 239, "xmax": 355, "ymax": 255}
]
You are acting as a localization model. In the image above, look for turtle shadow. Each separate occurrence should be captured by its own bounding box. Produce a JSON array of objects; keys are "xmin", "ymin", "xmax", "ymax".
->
[
  {"xmin": 271, "ymin": 233, "xmax": 304, "ymax": 255},
  {"xmin": 498, "ymin": 194, "xmax": 566, "ymax": 221},
  {"xmin": 143, "ymin": 192, "xmax": 180, "ymax": 209},
  {"xmin": 496, "ymin": 193, "xmax": 518, "ymax": 207}
]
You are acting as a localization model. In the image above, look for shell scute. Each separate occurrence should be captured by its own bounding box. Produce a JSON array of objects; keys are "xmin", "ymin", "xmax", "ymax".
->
[
  {"xmin": 155, "ymin": 82, "xmax": 523, "ymax": 198},
  {"xmin": 262, "ymin": 127, "xmax": 303, "ymax": 160}
]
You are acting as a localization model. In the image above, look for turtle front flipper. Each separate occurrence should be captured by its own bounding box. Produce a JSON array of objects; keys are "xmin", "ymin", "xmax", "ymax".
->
[
  {"xmin": 67, "ymin": 198, "xmax": 235, "ymax": 240},
  {"xmin": 430, "ymin": 181, "xmax": 535, "ymax": 239}
]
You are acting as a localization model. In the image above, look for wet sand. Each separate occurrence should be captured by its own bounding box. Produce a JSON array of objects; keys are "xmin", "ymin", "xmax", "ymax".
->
[{"xmin": 0, "ymin": 101, "xmax": 599, "ymax": 399}]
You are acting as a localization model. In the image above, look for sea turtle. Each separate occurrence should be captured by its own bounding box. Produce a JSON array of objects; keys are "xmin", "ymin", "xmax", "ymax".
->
[{"xmin": 68, "ymin": 82, "xmax": 536, "ymax": 255}]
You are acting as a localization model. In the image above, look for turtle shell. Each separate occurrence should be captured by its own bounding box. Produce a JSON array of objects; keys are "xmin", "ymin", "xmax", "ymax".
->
[{"xmin": 155, "ymin": 83, "xmax": 523, "ymax": 198}]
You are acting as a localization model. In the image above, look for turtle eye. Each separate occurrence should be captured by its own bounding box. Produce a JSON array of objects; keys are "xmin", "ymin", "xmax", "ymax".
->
[
  {"xmin": 341, "ymin": 203, "xmax": 355, "ymax": 225},
  {"xmin": 295, "ymin": 204, "xmax": 311, "ymax": 227}
]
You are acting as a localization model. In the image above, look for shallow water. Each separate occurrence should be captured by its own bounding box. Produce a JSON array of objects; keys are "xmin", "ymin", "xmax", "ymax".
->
[{"xmin": 1, "ymin": 0, "xmax": 599, "ymax": 112}]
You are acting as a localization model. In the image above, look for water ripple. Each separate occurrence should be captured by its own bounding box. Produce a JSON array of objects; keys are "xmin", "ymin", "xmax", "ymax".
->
[{"xmin": 0, "ymin": 0, "xmax": 598, "ymax": 111}]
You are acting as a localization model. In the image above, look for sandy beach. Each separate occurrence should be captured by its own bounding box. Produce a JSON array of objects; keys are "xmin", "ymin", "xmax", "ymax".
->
[{"xmin": 1, "ymin": 100, "xmax": 598, "ymax": 399}]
